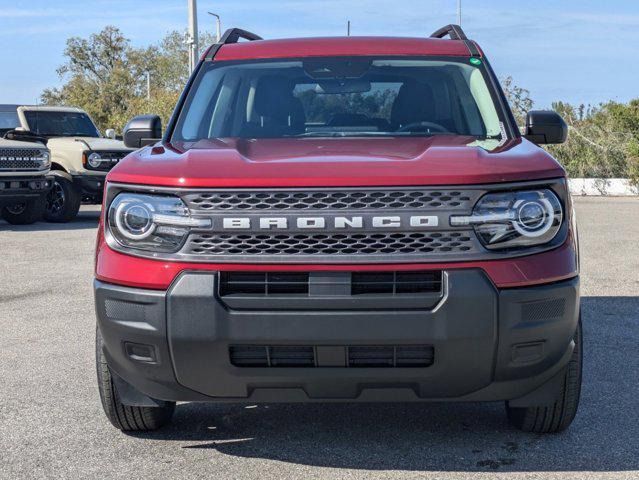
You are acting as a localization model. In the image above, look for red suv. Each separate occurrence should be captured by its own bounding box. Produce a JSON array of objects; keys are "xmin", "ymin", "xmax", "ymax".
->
[{"xmin": 94, "ymin": 26, "xmax": 581, "ymax": 433}]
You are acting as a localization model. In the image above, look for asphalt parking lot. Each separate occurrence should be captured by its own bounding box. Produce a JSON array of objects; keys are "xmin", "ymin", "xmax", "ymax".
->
[{"xmin": 0, "ymin": 197, "xmax": 638, "ymax": 479}]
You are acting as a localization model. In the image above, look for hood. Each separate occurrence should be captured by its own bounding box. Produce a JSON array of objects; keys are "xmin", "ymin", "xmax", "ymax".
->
[
  {"xmin": 46, "ymin": 136, "xmax": 132, "ymax": 152},
  {"xmin": 107, "ymin": 136, "xmax": 566, "ymax": 188},
  {"xmin": 0, "ymin": 137, "xmax": 47, "ymax": 149}
]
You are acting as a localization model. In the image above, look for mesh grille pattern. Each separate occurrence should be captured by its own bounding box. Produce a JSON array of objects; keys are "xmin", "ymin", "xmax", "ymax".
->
[
  {"xmin": 0, "ymin": 148, "xmax": 43, "ymax": 158},
  {"xmin": 0, "ymin": 149, "xmax": 45, "ymax": 170},
  {"xmin": 185, "ymin": 231, "xmax": 475, "ymax": 257},
  {"xmin": 98, "ymin": 151, "xmax": 129, "ymax": 160},
  {"xmin": 0, "ymin": 159, "xmax": 43, "ymax": 170},
  {"xmin": 104, "ymin": 299, "xmax": 146, "ymax": 322},
  {"xmin": 522, "ymin": 298, "xmax": 566, "ymax": 321},
  {"xmin": 184, "ymin": 189, "xmax": 474, "ymax": 211}
]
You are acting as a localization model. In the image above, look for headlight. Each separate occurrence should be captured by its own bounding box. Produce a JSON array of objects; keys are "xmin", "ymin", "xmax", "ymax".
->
[
  {"xmin": 450, "ymin": 189, "xmax": 563, "ymax": 249},
  {"xmin": 107, "ymin": 193, "xmax": 211, "ymax": 253},
  {"xmin": 39, "ymin": 150, "xmax": 50, "ymax": 168},
  {"xmin": 87, "ymin": 152, "xmax": 102, "ymax": 168}
]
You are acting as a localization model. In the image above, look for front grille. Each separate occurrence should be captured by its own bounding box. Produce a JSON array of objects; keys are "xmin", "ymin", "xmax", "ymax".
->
[
  {"xmin": 229, "ymin": 345, "xmax": 435, "ymax": 368},
  {"xmin": 166, "ymin": 187, "xmax": 485, "ymax": 263},
  {"xmin": 88, "ymin": 151, "xmax": 130, "ymax": 171},
  {"xmin": 185, "ymin": 231, "xmax": 475, "ymax": 257},
  {"xmin": 220, "ymin": 272, "xmax": 309, "ymax": 296},
  {"xmin": 98, "ymin": 151, "xmax": 129, "ymax": 160},
  {"xmin": 230, "ymin": 346, "xmax": 315, "ymax": 367},
  {"xmin": 184, "ymin": 189, "xmax": 474, "ymax": 211},
  {"xmin": 0, "ymin": 149, "xmax": 45, "ymax": 171},
  {"xmin": 351, "ymin": 271, "xmax": 442, "ymax": 295},
  {"xmin": 348, "ymin": 346, "xmax": 435, "ymax": 367}
]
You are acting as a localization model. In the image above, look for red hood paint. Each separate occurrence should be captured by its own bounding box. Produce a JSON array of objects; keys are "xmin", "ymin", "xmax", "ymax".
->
[{"xmin": 108, "ymin": 137, "xmax": 565, "ymax": 188}]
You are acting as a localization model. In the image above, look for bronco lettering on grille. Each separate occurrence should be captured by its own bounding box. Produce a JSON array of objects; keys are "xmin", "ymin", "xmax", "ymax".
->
[{"xmin": 218, "ymin": 215, "xmax": 439, "ymax": 230}]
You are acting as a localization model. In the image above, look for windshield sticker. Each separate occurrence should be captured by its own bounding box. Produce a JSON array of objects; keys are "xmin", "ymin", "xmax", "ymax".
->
[{"xmin": 497, "ymin": 122, "xmax": 508, "ymax": 147}]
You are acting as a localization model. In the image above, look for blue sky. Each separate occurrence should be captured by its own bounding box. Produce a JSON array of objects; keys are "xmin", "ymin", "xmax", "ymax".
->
[{"xmin": 0, "ymin": 0, "xmax": 637, "ymax": 108}]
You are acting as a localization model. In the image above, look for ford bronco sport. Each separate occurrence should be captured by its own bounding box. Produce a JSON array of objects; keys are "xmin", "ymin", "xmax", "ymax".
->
[
  {"xmin": 0, "ymin": 105, "xmax": 52, "ymax": 224},
  {"xmin": 4, "ymin": 105, "xmax": 133, "ymax": 222},
  {"xmin": 94, "ymin": 26, "xmax": 581, "ymax": 434}
]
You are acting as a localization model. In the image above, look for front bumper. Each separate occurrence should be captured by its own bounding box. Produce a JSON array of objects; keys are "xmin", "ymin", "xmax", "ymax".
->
[
  {"xmin": 95, "ymin": 267, "xmax": 580, "ymax": 404},
  {"xmin": 0, "ymin": 176, "xmax": 52, "ymax": 206},
  {"xmin": 72, "ymin": 173, "xmax": 106, "ymax": 199},
  {"xmin": 95, "ymin": 270, "xmax": 579, "ymax": 404}
]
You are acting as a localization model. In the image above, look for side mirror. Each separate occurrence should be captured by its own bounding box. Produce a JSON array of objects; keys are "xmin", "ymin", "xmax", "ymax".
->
[
  {"xmin": 123, "ymin": 115, "xmax": 162, "ymax": 149},
  {"xmin": 105, "ymin": 128, "xmax": 116, "ymax": 140},
  {"xmin": 524, "ymin": 110, "xmax": 568, "ymax": 145}
]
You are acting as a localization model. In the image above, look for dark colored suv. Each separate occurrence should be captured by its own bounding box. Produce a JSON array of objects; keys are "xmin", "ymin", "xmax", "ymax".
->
[{"xmin": 94, "ymin": 25, "xmax": 580, "ymax": 433}]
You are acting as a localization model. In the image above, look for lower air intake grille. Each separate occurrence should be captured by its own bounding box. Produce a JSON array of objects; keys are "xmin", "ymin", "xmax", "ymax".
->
[
  {"xmin": 229, "ymin": 345, "xmax": 434, "ymax": 368},
  {"xmin": 229, "ymin": 346, "xmax": 315, "ymax": 367},
  {"xmin": 348, "ymin": 346, "xmax": 435, "ymax": 367},
  {"xmin": 352, "ymin": 271, "xmax": 442, "ymax": 295},
  {"xmin": 220, "ymin": 272, "xmax": 309, "ymax": 296}
]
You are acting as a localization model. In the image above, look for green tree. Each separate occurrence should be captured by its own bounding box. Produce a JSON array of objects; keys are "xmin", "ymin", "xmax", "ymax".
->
[
  {"xmin": 42, "ymin": 26, "xmax": 215, "ymax": 133},
  {"xmin": 548, "ymin": 101, "xmax": 637, "ymax": 184},
  {"xmin": 501, "ymin": 76, "xmax": 534, "ymax": 126}
]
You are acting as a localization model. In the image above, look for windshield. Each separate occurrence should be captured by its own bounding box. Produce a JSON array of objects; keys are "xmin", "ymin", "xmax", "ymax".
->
[
  {"xmin": 173, "ymin": 56, "xmax": 506, "ymax": 142},
  {"xmin": 0, "ymin": 111, "xmax": 20, "ymax": 136},
  {"xmin": 23, "ymin": 111, "xmax": 100, "ymax": 137}
]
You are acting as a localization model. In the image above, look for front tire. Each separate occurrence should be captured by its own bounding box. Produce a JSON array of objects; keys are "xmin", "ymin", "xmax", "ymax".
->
[
  {"xmin": 44, "ymin": 174, "xmax": 81, "ymax": 223},
  {"xmin": 96, "ymin": 329, "xmax": 175, "ymax": 431},
  {"xmin": 1, "ymin": 196, "xmax": 45, "ymax": 225},
  {"xmin": 506, "ymin": 317, "xmax": 582, "ymax": 433}
]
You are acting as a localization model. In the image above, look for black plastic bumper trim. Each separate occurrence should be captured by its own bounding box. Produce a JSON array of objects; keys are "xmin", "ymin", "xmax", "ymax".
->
[{"xmin": 94, "ymin": 271, "xmax": 579, "ymax": 403}]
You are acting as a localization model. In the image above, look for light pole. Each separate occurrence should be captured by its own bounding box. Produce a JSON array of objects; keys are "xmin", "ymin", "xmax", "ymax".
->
[
  {"xmin": 457, "ymin": 0, "xmax": 462, "ymax": 26},
  {"xmin": 187, "ymin": 0, "xmax": 199, "ymax": 73},
  {"xmin": 208, "ymin": 12, "xmax": 222, "ymax": 43}
]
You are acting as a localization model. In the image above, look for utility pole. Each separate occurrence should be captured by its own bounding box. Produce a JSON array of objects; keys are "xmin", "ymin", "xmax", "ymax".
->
[
  {"xmin": 457, "ymin": 0, "xmax": 462, "ymax": 26},
  {"xmin": 208, "ymin": 12, "xmax": 222, "ymax": 43},
  {"xmin": 187, "ymin": 0, "xmax": 199, "ymax": 72}
]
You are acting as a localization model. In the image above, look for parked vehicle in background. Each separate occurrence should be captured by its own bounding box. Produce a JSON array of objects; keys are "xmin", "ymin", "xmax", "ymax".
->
[
  {"xmin": 1, "ymin": 105, "xmax": 134, "ymax": 222},
  {"xmin": 94, "ymin": 26, "xmax": 581, "ymax": 434},
  {"xmin": 0, "ymin": 106, "xmax": 52, "ymax": 224}
]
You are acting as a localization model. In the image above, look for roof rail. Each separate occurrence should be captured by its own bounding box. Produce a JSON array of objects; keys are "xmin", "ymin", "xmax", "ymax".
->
[
  {"xmin": 430, "ymin": 24, "xmax": 481, "ymax": 57},
  {"xmin": 205, "ymin": 27, "xmax": 262, "ymax": 60},
  {"xmin": 430, "ymin": 24, "xmax": 468, "ymax": 41},
  {"xmin": 218, "ymin": 28, "xmax": 263, "ymax": 44}
]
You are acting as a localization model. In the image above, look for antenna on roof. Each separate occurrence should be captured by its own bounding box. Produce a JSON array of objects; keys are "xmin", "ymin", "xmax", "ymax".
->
[{"xmin": 347, "ymin": 20, "xmax": 351, "ymax": 36}]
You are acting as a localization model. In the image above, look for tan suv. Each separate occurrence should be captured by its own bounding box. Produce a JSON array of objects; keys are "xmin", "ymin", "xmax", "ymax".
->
[{"xmin": 6, "ymin": 105, "xmax": 133, "ymax": 222}]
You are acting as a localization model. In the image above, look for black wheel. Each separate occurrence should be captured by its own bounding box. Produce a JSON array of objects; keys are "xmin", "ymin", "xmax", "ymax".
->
[
  {"xmin": 1, "ymin": 196, "xmax": 45, "ymax": 225},
  {"xmin": 506, "ymin": 317, "xmax": 582, "ymax": 433},
  {"xmin": 96, "ymin": 328, "xmax": 175, "ymax": 431},
  {"xmin": 44, "ymin": 174, "xmax": 81, "ymax": 223}
]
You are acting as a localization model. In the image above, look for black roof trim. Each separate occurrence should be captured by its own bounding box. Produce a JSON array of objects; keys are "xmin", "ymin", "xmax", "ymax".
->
[
  {"xmin": 219, "ymin": 28, "xmax": 262, "ymax": 44},
  {"xmin": 206, "ymin": 28, "xmax": 263, "ymax": 60},
  {"xmin": 430, "ymin": 24, "xmax": 481, "ymax": 57},
  {"xmin": 430, "ymin": 24, "xmax": 468, "ymax": 41}
]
